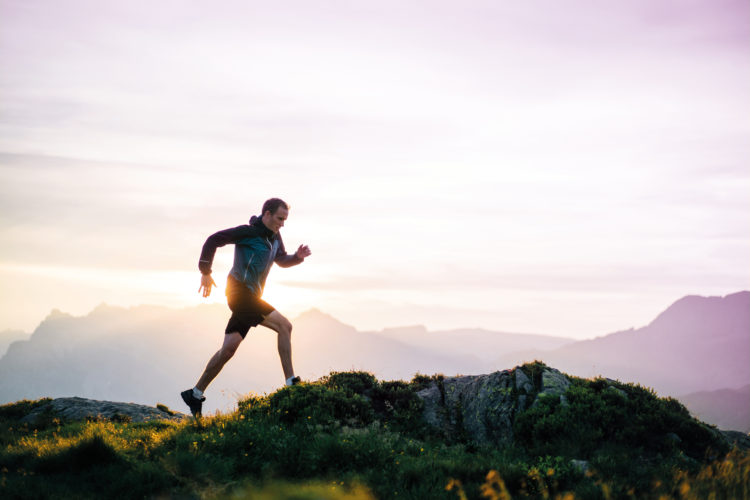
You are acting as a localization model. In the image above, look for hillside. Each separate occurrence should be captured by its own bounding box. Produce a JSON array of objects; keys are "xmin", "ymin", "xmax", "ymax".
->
[{"xmin": 1, "ymin": 363, "xmax": 747, "ymax": 500}]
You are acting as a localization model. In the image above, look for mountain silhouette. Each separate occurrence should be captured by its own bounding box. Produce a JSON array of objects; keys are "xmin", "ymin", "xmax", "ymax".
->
[
  {"xmin": 496, "ymin": 291, "xmax": 750, "ymax": 397},
  {"xmin": 368, "ymin": 323, "xmax": 572, "ymax": 363}
]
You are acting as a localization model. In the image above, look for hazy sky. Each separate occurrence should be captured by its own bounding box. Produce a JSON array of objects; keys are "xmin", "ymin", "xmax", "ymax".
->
[{"xmin": 1, "ymin": 0, "xmax": 748, "ymax": 339}]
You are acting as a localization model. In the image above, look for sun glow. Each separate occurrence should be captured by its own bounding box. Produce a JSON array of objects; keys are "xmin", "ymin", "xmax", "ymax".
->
[
  {"xmin": 0, "ymin": 260, "xmax": 333, "ymax": 329},
  {"xmin": 0, "ymin": 262, "xmax": 206, "ymax": 324}
]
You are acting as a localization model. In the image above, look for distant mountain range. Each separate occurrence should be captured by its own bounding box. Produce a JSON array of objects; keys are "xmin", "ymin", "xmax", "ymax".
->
[
  {"xmin": 367, "ymin": 324, "xmax": 572, "ymax": 363},
  {"xmin": 495, "ymin": 291, "xmax": 750, "ymax": 397},
  {"xmin": 1, "ymin": 291, "xmax": 748, "ymax": 430}
]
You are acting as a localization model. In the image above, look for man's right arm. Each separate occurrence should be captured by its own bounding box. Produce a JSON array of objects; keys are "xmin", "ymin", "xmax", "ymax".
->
[{"xmin": 198, "ymin": 225, "xmax": 248, "ymax": 275}]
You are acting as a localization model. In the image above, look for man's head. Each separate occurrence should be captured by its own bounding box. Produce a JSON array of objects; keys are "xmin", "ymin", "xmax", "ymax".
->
[{"xmin": 260, "ymin": 197, "xmax": 289, "ymax": 234}]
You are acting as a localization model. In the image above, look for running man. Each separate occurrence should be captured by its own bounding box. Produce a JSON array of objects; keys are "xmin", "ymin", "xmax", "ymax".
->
[{"xmin": 181, "ymin": 198, "xmax": 311, "ymax": 417}]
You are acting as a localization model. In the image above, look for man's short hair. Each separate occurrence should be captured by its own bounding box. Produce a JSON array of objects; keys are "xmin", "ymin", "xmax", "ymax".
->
[{"xmin": 262, "ymin": 198, "xmax": 289, "ymax": 216}]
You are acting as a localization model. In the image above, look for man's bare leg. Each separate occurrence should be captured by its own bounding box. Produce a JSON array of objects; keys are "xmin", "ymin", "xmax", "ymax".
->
[
  {"xmin": 195, "ymin": 332, "xmax": 243, "ymax": 392},
  {"xmin": 261, "ymin": 310, "xmax": 295, "ymax": 380}
]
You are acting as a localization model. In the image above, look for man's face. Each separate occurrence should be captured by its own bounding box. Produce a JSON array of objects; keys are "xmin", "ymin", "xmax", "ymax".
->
[{"xmin": 262, "ymin": 207, "xmax": 288, "ymax": 234}]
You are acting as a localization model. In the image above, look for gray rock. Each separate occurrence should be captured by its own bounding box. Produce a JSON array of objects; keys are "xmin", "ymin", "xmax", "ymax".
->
[
  {"xmin": 417, "ymin": 383, "xmax": 443, "ymax": 428},
  {"xmin": 541, "ymin": 368, "xmax": 571, "ymax": 396},
  {"xmin": 21, "ymin": 397, "xmax": 187, "ymax": 424},
  {"xmin": 531, "ymin": 368, "xmax": 572, "ymax": 408},
  {"xmin": 416, "ymin": 366, "xmax": 576, "ymax": 446},
  {"xmin": 515, "ymin": 369, "xmax": 532, "ymax": 394},
  {"xmin": 417, "ymin": 369, "xmax": 518, "ymax": 446},
  {"xmin": 517, "ymin": 394, "xmax": 528, "ymax": 412}
]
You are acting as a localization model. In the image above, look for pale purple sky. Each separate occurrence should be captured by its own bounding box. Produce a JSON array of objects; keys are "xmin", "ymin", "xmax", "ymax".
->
[{"xmin": 1, "ymin": 0, "xmax": 748, "ymax": 338}]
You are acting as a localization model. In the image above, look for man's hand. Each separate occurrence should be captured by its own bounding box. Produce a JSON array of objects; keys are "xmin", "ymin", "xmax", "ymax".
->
[
  {"xmin": 199, "ymin": 274, "xmax": 217, "ymax": 298},
  {"xmin": 296, "ymin": 244, "xmax": 311, "ymax": 259}
]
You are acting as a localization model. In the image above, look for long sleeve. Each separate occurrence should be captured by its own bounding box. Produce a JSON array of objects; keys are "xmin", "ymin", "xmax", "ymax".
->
[
  {"xmin": 198, "ymin": 225, "xmax": 248, "ymax": 275},
  {"xmin": 273, "ymin": 233, "xmax": 304, "ymax": 268}
]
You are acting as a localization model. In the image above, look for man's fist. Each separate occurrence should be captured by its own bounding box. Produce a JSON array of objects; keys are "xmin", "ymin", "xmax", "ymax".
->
[{"xmin": 296, "ymin": 244, "xmax": 312, "ymax": 259}]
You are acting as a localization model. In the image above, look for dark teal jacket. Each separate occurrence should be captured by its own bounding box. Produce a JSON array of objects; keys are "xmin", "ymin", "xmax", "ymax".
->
[{"xmin": 198, "ymin": 216, "xmax": 303, "ymax": 296}]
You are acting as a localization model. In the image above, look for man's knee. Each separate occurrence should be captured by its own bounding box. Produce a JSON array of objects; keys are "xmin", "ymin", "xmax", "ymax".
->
[
  {"xmin": 276, "ymin": 320, "xmax": 292, "ymax": 342},
  {"xmin": 264, "ymin": 311, "xmax": 292, "ymax": 335}
]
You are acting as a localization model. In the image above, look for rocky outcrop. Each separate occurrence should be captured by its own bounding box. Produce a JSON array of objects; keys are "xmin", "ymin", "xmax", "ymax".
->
[
  {"xmin": 418, "ymin": 371, "xmax": 516, "ymax": 445},
  {"xmin": 414, "ymin": 364, "xmax": 750, "ymax": 456},
  {"xmin": 21, "ymin": 397, "xmax": 186, "ymax": 424},
  {"xmin": 416, "ymin": 365, "xmax": 571, "ymax": 445}
]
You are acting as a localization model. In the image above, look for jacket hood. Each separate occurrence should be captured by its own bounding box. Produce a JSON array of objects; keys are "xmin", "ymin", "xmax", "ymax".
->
[{"xmin": 249, "ymin": 215, "xmax": 275, "ymax": 237}]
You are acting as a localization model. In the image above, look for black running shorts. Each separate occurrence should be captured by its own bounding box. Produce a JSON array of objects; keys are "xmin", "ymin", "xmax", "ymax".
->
[{"xmin": 225, "ymin": 276, "xmax": 275, "ymax": 338}]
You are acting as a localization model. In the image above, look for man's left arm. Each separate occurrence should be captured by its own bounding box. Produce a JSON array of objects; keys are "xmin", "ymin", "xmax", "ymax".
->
[{"xmin": 274, "ymin": 236, "xmax": 311, "ymax": 268}]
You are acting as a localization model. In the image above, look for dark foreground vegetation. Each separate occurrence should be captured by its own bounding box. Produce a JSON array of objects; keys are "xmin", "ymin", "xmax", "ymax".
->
[{"xmin": 1, "ymin": 363, "xmax": 747, "ymax": 499}]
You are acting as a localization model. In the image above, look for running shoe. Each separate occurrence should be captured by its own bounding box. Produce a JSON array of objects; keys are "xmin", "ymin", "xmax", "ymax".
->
[{"xmin": 181, "ymin": 389, "xmax": 206, "ymax": 418}]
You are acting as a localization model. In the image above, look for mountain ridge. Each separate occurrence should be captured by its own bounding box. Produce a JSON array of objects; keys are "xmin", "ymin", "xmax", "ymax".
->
[
  {"xmin": 1, "ymin": 291, "xmax": 747, "ymax": 430},
  {"xmin": 496, "ymin": 291, "xmax": 750, "ymax": 397}
]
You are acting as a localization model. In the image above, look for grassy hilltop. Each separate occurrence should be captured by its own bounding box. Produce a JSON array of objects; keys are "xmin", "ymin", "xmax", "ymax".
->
[{"xmin": 1, "ymin": 362, "xmax": 748, "ymax": 499}]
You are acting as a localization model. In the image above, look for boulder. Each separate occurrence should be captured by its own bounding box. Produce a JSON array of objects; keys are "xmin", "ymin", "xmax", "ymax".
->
[
  {"xmin": 417, "ymin": 366, "xmax": 568, "ymax": 446},
  {"xmin": 20, "ymin": 397, "xmax": 186, "ymax": 424},
  {"xmin": 531, "ymin": 367, "xmax": 572, "ymax": 408},
  {"xmin": 515, "ymin": 368, "xmax": 533, "ymax": 393},
  {"xmin": 541, "ymin": 368, "xmax": 571, "ymax": 396}
]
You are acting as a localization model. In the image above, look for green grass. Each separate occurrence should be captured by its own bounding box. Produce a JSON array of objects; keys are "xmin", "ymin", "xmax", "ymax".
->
[{"xmin": 0, "ymin": 364, "xmax": 746, "ymax": 499}]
